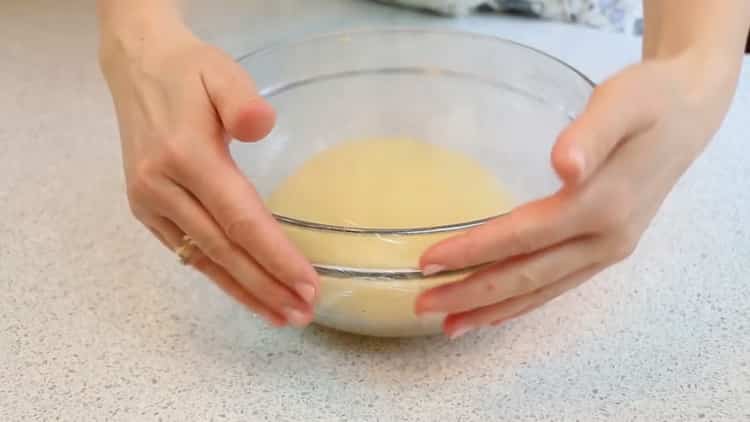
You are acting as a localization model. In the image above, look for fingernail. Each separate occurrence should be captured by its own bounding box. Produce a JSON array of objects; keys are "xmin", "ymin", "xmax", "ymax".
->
[
  {"xmin": 261, "ymin": 312, "xmax": 286, "ymax": 328},
  {"xmin": 422, "ymin": 264, "xmax": 446, "ymax": 277},
  {"xmin": 449, "ymin": 325, "xmax": 474, "ymax": 340},
  {"xmin": 282, "ymin": 307, "xmax": 310, "ymax": 327},
  {"xmin": 269, "ymin": 317, "xmax": 287, "ymax": 328},
  {"xmin": 570, "ymin": 147, "xmax": 586, "ymax": 176},
  {"xmin": 295, "ymin": 283, "xmax": 316, "ymax": 303}
]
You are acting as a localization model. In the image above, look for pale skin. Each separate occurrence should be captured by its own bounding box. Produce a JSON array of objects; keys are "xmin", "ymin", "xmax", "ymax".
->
[{"xmin": 97, "ymin": 0, "xmax": 750, "ymax": 337}]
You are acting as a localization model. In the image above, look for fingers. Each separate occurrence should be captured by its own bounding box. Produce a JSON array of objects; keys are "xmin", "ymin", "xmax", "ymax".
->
[
  {"xmin": 417, "ymin": 237, "xmax": 601, "ymax": 315},
  {"xmin": 185, "ymin": 58, "xmax": 318, "ymax": 301},
  {"xmin": 160, "ymin": 183, "xmax": 316, "ymax": 327},
  {"xmin": 196, "ymin": 257, "xmax": 288, "ymax": 327},
  {"xmin": 179, "ymin": 158, "xmax": 320, "ymax": 302},
  {"xmin": 420, "ymin": 192, "xmax": 582, "ymax": 273},
  {"xmin": 442, "ymin": 265, "xmax": 604, "ymax": 339},
  {"xmin": 144, "ymin": 215, "xmax": 286, "ymax": 327},
  {"xmin": 552, "ymin": 65, "xmax": 660, "ymax": 184},
  {"xmin": 201, "ymin": 52, "xmax": 275, "ymax": 142}
]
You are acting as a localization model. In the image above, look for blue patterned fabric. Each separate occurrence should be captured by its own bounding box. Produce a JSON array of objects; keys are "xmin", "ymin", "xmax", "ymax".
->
[{"xmin": 376, "ymin": 0, "xmax": 644, "ymax": 35}]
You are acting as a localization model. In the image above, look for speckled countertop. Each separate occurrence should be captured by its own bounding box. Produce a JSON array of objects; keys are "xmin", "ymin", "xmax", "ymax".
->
[{"xmin": 1, "ymin": 1, "xmax": 749, "ymax": 421}]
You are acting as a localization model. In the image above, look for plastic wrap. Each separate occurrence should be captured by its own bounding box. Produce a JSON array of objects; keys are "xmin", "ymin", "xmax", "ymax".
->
[
  {"xmin": 314, "ymin": 272, "xmax": 461, "ymax": 337},
  {"xmin": 281, "ymin": 226, "xmax": 472, "ymax": 337}
]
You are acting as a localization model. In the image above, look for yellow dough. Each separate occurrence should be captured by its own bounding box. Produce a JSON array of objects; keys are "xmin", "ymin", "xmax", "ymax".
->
[{"xmin": 266, "ymin": 138, "xmax": 513, "ymax": 336}]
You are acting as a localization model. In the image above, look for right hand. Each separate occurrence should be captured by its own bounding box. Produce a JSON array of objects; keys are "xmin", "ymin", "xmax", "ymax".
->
[{"xmin": 99, "ymin": 25, "xmax": 319, "ymax": 327}]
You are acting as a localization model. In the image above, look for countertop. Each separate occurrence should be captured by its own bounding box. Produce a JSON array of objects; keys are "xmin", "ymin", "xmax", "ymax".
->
[{"xmin": 1, "ymin": 1, "xmax": 749, "ymax": 421}]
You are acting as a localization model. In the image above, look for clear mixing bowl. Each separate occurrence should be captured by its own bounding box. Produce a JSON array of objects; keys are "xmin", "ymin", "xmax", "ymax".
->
[{"xmin": 232, "ymin": 29, "xmax": 594, "ymax": 337}]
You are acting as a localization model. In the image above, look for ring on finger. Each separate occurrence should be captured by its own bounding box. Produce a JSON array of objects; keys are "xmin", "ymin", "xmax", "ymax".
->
[{"xmin": 174, "ymin": 234, "xmax": 199, "ymax": 265}]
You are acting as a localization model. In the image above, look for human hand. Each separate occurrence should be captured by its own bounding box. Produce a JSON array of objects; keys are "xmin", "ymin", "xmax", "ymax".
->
[
  {"xmin": 416, "ymin": 55, "xmax": 741, "ymax": 338},
  {"xmin": 99, "ymin": 22, "xmax": 318, "ymax": 327}
]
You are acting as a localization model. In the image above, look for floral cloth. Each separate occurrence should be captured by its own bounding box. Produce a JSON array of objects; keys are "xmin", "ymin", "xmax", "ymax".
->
[{"xmin": 376, "ymin": 0, "xmax": 644, "ymax": 35}]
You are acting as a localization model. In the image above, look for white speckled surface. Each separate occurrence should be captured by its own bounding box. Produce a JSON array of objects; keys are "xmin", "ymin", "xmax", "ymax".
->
[{"xmin": 1, "ymin": 1, "xmax": 749, "ymax": 421}]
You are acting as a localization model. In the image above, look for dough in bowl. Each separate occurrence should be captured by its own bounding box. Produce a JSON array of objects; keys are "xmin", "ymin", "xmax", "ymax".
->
[{"xmin": 266, "ymin": 138, "xmax": 513, "ymax": 336}]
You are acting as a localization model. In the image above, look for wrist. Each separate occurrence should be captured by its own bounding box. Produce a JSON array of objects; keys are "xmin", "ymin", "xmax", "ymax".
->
[
  {"xmin": 644, "ymin": 43, "xmax": 743, "ymax": 106},
  {"xmin": 674, "ymin": 48, "xmax": 742, "ymax": 98},
  {"xmin": 651, "ymin": 50, "xmax": 742, "ymax": 147}
]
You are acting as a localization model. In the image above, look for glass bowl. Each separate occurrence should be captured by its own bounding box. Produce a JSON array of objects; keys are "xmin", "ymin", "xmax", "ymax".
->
[{"xmin": 232, "ymin": 29, "xmax": 593, "ymax": 337}]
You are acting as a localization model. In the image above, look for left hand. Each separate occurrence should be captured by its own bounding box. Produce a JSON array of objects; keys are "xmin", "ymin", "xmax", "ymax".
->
[{"xmin": 416, "ymin": 55, "xmax": 741, "ymax": 339}]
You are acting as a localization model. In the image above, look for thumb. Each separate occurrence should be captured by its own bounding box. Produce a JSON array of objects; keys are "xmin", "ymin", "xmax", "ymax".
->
[
  {"xmin": 552, "ymin": 66, "xmax": 658, "ymax": 184},
  {"xmin": 202, "ymin": 52, "xmax": 276, "ymax": 142}
]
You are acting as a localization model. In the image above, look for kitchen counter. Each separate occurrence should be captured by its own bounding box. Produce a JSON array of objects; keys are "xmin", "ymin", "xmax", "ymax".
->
[{"xmin": 1, "ymin": 1, "xmax": 748, "ymax": 421}]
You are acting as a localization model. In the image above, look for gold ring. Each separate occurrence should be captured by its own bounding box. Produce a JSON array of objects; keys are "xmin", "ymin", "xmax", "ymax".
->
[{"xmin": 174, "ymin": 234, "xmax": 198, "ymax": 265}]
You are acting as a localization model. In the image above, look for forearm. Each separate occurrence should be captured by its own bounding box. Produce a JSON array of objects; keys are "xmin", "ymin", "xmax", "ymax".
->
[
  {"xmin": 97, "ymin": 0, "xmax": 183, "ymax": 30},
  {"xmin": 96, "ymin": 0, "xmax": 192, "ymax": 69},
  {"xmin": 643, "ymin": 0, "xmax": 750, "ymax": 63}
]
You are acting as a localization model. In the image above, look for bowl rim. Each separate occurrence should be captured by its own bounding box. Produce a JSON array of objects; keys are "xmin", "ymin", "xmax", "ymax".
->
[{"xmin": 237, "ymin": 27, "xmax": 595, "ymax": 236}]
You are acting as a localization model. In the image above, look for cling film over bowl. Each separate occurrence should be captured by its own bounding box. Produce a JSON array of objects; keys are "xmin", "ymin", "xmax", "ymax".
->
[
  {"xmin": 277, "ymin": 223, "xmax": 478, "ymax": 337},
  {"xmin": 314, "ymin": 270, "xmax": 470, "ymax": 337}
]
